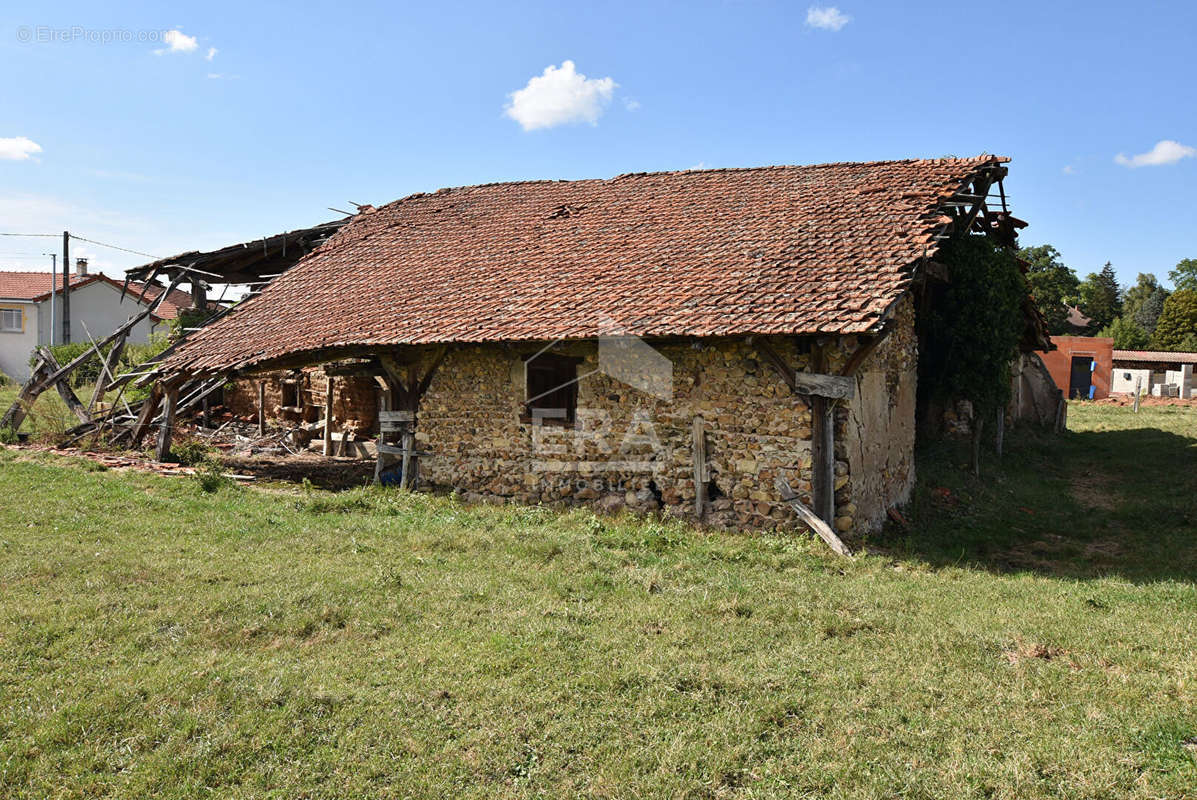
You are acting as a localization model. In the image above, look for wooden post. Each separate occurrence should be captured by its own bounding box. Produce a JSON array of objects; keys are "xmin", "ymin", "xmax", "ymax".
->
[
  {"xmin": 155, "ymin": 384, "xmax": 179, "ymax": 461},
  {"xmin": 323, "ymin": 376, "xmax": 335, "ymax": 456},
  {"xmin": 1133, "ymin": 376, "xmax": 1142, "ymax": 413},
  {"xmin": 399, "ymin": 430, "xmax": 414, "ymax": 489},
  {"xmin": 812, "ymin": 396, "xmax": 835, "ymax": 524},
  {"xmin": 38, "ymin": 348, "xmax": 90, "ymax": 425},
  {"xmin": 995, "ymin": 406, "xmax": 1005, "ymax": 457},
  {"xmin": 129, "ymin": 383, "xmax": 164, "ymax": 447},
  {"xmin": 970, "ymin": 416, "xmax": 985, "ymax": 476},
  {"xmin": 62, "ymin": 231, "xmax": 70, "ymax": 344},
  {"xmin": 89, "ymin": 332, "xmax": 128, "ymax": 411},
  {"xmin": 257, "ymin": 381, "xmax": 265, "ymax": 436},
  {"xmin": 692, "ymin": 416, "xmax": 707, "ymax": 518}
]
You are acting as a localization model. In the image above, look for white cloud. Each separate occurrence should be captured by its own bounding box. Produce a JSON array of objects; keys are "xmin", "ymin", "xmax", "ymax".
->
[
  {"xmin": 0, "ymin": 136, "xmax": 42, "ymax": 161},
  {"xmin": 505, "ymin": 60, "xmax": 617, "ymax": 131},
  {"xmin": 806, "ymin": 6, "xmax": 851, "ymax": 31},
  {"xmin": 206, "ymin": 47, "xmax": 218, "ymax": 61},
  {"xmin": 154, "ymin": 29, "xmax": 198, "ymax": 55},
  {"xmin": 1114, "ymin": 139, "xmax": 1196, "ymax": 168},
  {"xmin": 624, "ymin": 98, "xmax": 641, "ymax": 112},
  {"xmin": 1062, "ymin": 165, "xmax": 1075, "ymax": 175}
]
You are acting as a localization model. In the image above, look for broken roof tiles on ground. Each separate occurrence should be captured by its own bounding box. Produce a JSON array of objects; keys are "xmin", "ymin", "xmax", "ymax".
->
[{"xmin": 162, "ymin": 156, "xmax": 1007, "ymax": 375}]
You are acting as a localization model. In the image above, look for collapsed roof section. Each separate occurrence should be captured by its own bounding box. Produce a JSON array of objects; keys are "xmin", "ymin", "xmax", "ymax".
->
[{"xmin": 124, "ymin": 218, "xmax": 351, "ymax": 287}]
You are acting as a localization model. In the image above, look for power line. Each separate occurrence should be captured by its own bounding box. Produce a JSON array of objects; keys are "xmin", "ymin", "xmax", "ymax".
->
[
  {"xmin": 0, "ymin": 232, "xmax": 58, "ymax": 238},
  {"xmin": 68, "ymin": 235, "xmax": 161, "ymax": 260}
]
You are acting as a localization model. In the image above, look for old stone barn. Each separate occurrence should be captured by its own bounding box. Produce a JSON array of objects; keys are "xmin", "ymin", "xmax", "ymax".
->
[{"xmin": 150, "ymin": 156, "xmax": 1042, "ymax": 534}]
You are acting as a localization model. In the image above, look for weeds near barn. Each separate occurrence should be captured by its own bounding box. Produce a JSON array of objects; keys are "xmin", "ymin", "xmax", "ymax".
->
[{"xmin": 0, "ymin": 403, "xmax": 1195, "ymax": 797}]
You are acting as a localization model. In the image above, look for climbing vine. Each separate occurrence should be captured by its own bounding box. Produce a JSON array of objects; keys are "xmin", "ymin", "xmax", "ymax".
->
[{"xmin": 922, "ymin": 235, "xmax": 1027, "ymax": 420}]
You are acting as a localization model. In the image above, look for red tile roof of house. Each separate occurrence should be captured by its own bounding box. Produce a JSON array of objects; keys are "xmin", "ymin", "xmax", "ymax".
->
[
  {"xmin": 163, "ymin": 156, "xmax": 1009, "ymax": 375},
  {"xmin": 0, "ymin": 271, "xmax": 91, "ymax": 300},
  {"xmin": 0, "ymin": 271, "xmax": 194, "ymax": 320},
  {"xmin": 1113, "ymin": 349, "xmax": 1197, "ymax": 364}
]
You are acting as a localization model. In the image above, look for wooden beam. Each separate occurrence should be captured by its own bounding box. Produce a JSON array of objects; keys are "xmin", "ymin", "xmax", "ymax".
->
[
  {"xmin": 89, "ymin": 331, "xmax": 128, "ymax": 411},
  {"xmin": 692, "ymin": 416, "xmax": 707, "ymax": 518},
  {"xmin": 155, "ymin": 384, "xmax": 179, "ymax": 461},
  {"xmin": 39, "ymin": 348, "xmax": 90, "ymax": 425},
  {"xmin": 129, "ymin": 383, "xmax": 164, "ymax": 447},
  {"xmin": 753, "ymin": 338, "xmax": 855, "ymax": 399},
  {"xmin": 776, "ymin": 477, "xmax": 852, "ymax": 557},
  {"xmin": 257, "ymin": 381, "xmax": 266, "ymax": 436},
  {"xmin": 841, "ymin": 321, "xmax": 895, "ymax": 377},
  {"xmin": 0, "ymin": 355, "xmax": 50, "ymax": 432},
  {"xmin": 323, "ymin": 376, "xmax": 335, "ymax": 457},
  {"xmin": 809, "ymin": 344, "xmax": 836, "ymax": 526}
]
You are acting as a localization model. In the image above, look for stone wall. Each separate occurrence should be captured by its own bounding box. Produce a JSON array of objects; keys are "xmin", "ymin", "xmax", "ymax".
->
[{"xmin": 415, "ymin": 309, "xmax": 918, "ymax": 533}]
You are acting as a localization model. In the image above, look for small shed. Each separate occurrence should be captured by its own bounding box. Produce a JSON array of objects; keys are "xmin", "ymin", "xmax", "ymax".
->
[{"xmin": 1038, "ymin": 336, "xmax": 1114, "ymax": 400}]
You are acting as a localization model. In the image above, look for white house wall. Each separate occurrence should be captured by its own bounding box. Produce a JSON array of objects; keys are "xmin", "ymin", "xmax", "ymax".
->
[
  {"xmin": 34, "ymin": 280, "xmax": 162, "ymax": 349},
  {"xmin": 0, "ymin": 301, "xmax": 40, "ymax": 382}
]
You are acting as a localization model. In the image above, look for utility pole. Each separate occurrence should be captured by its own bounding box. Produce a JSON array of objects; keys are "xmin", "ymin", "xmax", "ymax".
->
[
  {"xmin": 45, "ymin": 253, "xmax": 57, "ymax": 346},
  {"xmin": 62, "ymin": 231, "xmax": 71, "ymax": 343}
]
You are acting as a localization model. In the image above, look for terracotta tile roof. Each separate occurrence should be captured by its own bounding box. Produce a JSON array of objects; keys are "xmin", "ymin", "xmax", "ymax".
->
[
  {"xmin": 1113, "ymin": 350, "xmax": 1197, "ymax": 364},
  {"xmin": 0, "ymin": 271, "xmax": 195, "ymax": 321},
  {"xmin": 0, "ymin": 270, "xmax": 91, "ymax": 300},
  {"xmin": 163, "ymin": 156, "xmax": 1008, "ymax": 375},
  {"xmin": 126, "ymin": 281, "xmax": 196, "ymax": 320}
]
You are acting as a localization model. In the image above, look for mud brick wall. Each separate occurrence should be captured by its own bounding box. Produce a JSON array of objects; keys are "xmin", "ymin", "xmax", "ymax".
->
[{"xmin": 223, "ymin": 371, "xmax": 380, "ymax": 434}]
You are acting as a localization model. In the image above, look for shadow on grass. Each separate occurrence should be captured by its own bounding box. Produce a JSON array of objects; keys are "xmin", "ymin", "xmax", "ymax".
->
[{"xmin": 876, "ymin": 424, "xmax": 1197, "ymax": 583}]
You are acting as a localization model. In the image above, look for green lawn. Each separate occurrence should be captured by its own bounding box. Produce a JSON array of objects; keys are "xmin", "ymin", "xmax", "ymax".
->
[{"xmin": 0, "ymin": 404, "xmax": 1195, "ymax": 798}]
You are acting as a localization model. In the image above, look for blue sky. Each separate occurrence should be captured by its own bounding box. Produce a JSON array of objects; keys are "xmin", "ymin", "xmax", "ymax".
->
[{"xmin": 1, "ymin": 0, "xmax": 1194, "ymax": 288}]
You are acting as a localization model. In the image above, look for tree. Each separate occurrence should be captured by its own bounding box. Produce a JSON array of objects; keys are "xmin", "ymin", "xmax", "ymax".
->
[
  {"xmin": 1076, "ymin": 262, "xmax": 1122, "ymax": 332},
  {"xmin": 1135, "ymin": 287, "xmax": 1169, "ymax": 334},
  {"xmin": 1169, "ymin": 258, "xmax": 1197, "ymax": 293},
  {"xmin": 1017, "ymin": 244, "xmax": 1080, "ymax": 335},
  {"xmin": 1122, "ymin": 273, "xmax": 1160, "ymax": 322},
  {"xmin": 1099, "ymin": 316, "xmax": 1150, "ymax": 349},
  {"xmin": 1151, "ymin": 289, "xmax": 1197, "ymax": 350}
]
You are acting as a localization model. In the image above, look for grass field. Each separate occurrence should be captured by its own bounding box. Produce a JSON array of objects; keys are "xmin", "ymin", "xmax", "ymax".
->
[{"xmin": 1, "ymin": 402, "xmax": 1195, "ymax": 798}]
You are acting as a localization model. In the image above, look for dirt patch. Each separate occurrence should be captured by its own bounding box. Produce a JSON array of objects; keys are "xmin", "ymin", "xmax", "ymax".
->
[
  {"xmin": 220, "ymin": 453, "xmax": 374, "ymax": 490},
  {"xmin": 1004, "ymin": 639, "xmax": 1068, "ymax": 665},
  {"xmin": 1070, "ymin": 470, "xmax": 1119, "ymax": 512}
]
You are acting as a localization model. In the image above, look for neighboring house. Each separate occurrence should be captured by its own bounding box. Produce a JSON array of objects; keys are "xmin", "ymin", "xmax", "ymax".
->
[
  {"xmin": 1111, "ymin": 350, "xmax": 1197, "ymax": 398},
  {"xmin": 0, "ymin": 260, "xmax": 195, "ymax": 381},
  {"xmin": 156, "ymin": 156, "xmax": 1046, "ymax": 534},
  {"xmin": 1037, "ymin": 336, "xmax": 1114, "ymax": 400}
]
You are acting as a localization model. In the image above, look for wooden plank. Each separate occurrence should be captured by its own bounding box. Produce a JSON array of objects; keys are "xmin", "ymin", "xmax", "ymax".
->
[
  {"xmin": 995, "ymin": 406, "xmax": 1005, "ymax": 457},
  {"xmin": 1133, "ymin": 376, "xmax": 1142, "ymax": 413},
  {"xmin": 39, "ymin": 348, "xmax": 91, "ymax": 425},
  {"xmin": 692, "ymin": 416, "xmax": 707, "ymax": 517},
  {"xmin": 399, "ymin": 430, "xmax": 415, "ymax": 490},
  {"xmin": 257, "ymin": 381, "xmax": 265, "ymax": 436},
  {"xmin": 776, "ymin": 477, "xmax": 852, "ymax": 557},
  {"xmin": 0, "ymin": 356, "xmax": 50, "ymax": 432},
  {"xmin": 129, "ymin": 383, "xmax": 164, "ymax": 447},
  {"xmin": 155, "ymin": 385, "xmax": 179, "ymax": 461},
  {"xmin": 88, "ymin": 330, "xmax": 128, "ymax": 411},
  {"xmin": 811, "ymin": 396, "xmax": 835, "ymax": 524},
  {"xmin": 753, "ymin": 338, "xmax": 855, "ymax": 399},
  {"xmin": 323, "ymin": 376, "xmax": 334, "ymax": 456}
]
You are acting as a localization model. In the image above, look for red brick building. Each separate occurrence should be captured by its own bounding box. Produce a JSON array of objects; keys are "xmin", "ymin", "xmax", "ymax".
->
[{"xmin": 1038, "ymin": 336, "xmax": 1114, "ymax": 399}]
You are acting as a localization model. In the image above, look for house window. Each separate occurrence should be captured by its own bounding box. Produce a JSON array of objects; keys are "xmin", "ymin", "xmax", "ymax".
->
[
  {"xmin": 0, "ymin": 309, "xmax": 21, "ymax": 333},
  {"xmin": 524, "ymin": 354, "xmax": 580, "ymax": 424}
]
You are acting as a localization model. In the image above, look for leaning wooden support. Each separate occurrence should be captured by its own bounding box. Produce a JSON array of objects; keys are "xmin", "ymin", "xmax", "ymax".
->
[
  {"xmin": 323, "ymin": 376, "xmax": 335, "ymax": 456},
  {"xmin": 776, "ymin": 477, "xmax": 852, "ymax": 557},
  {"xmin": 38, "ymin": 348, "xmax": 91, "ymax": 425},
  {"xmin": 0, "ymin": 355, "xmax": 50, "ymax": 432},
  {"xmin": 129, "ymin": 383, "xmax": 164, "ymax": 448},
  {"xmin": 155, "ymin": 385, "xmax": 179, "ymax": 461}
]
